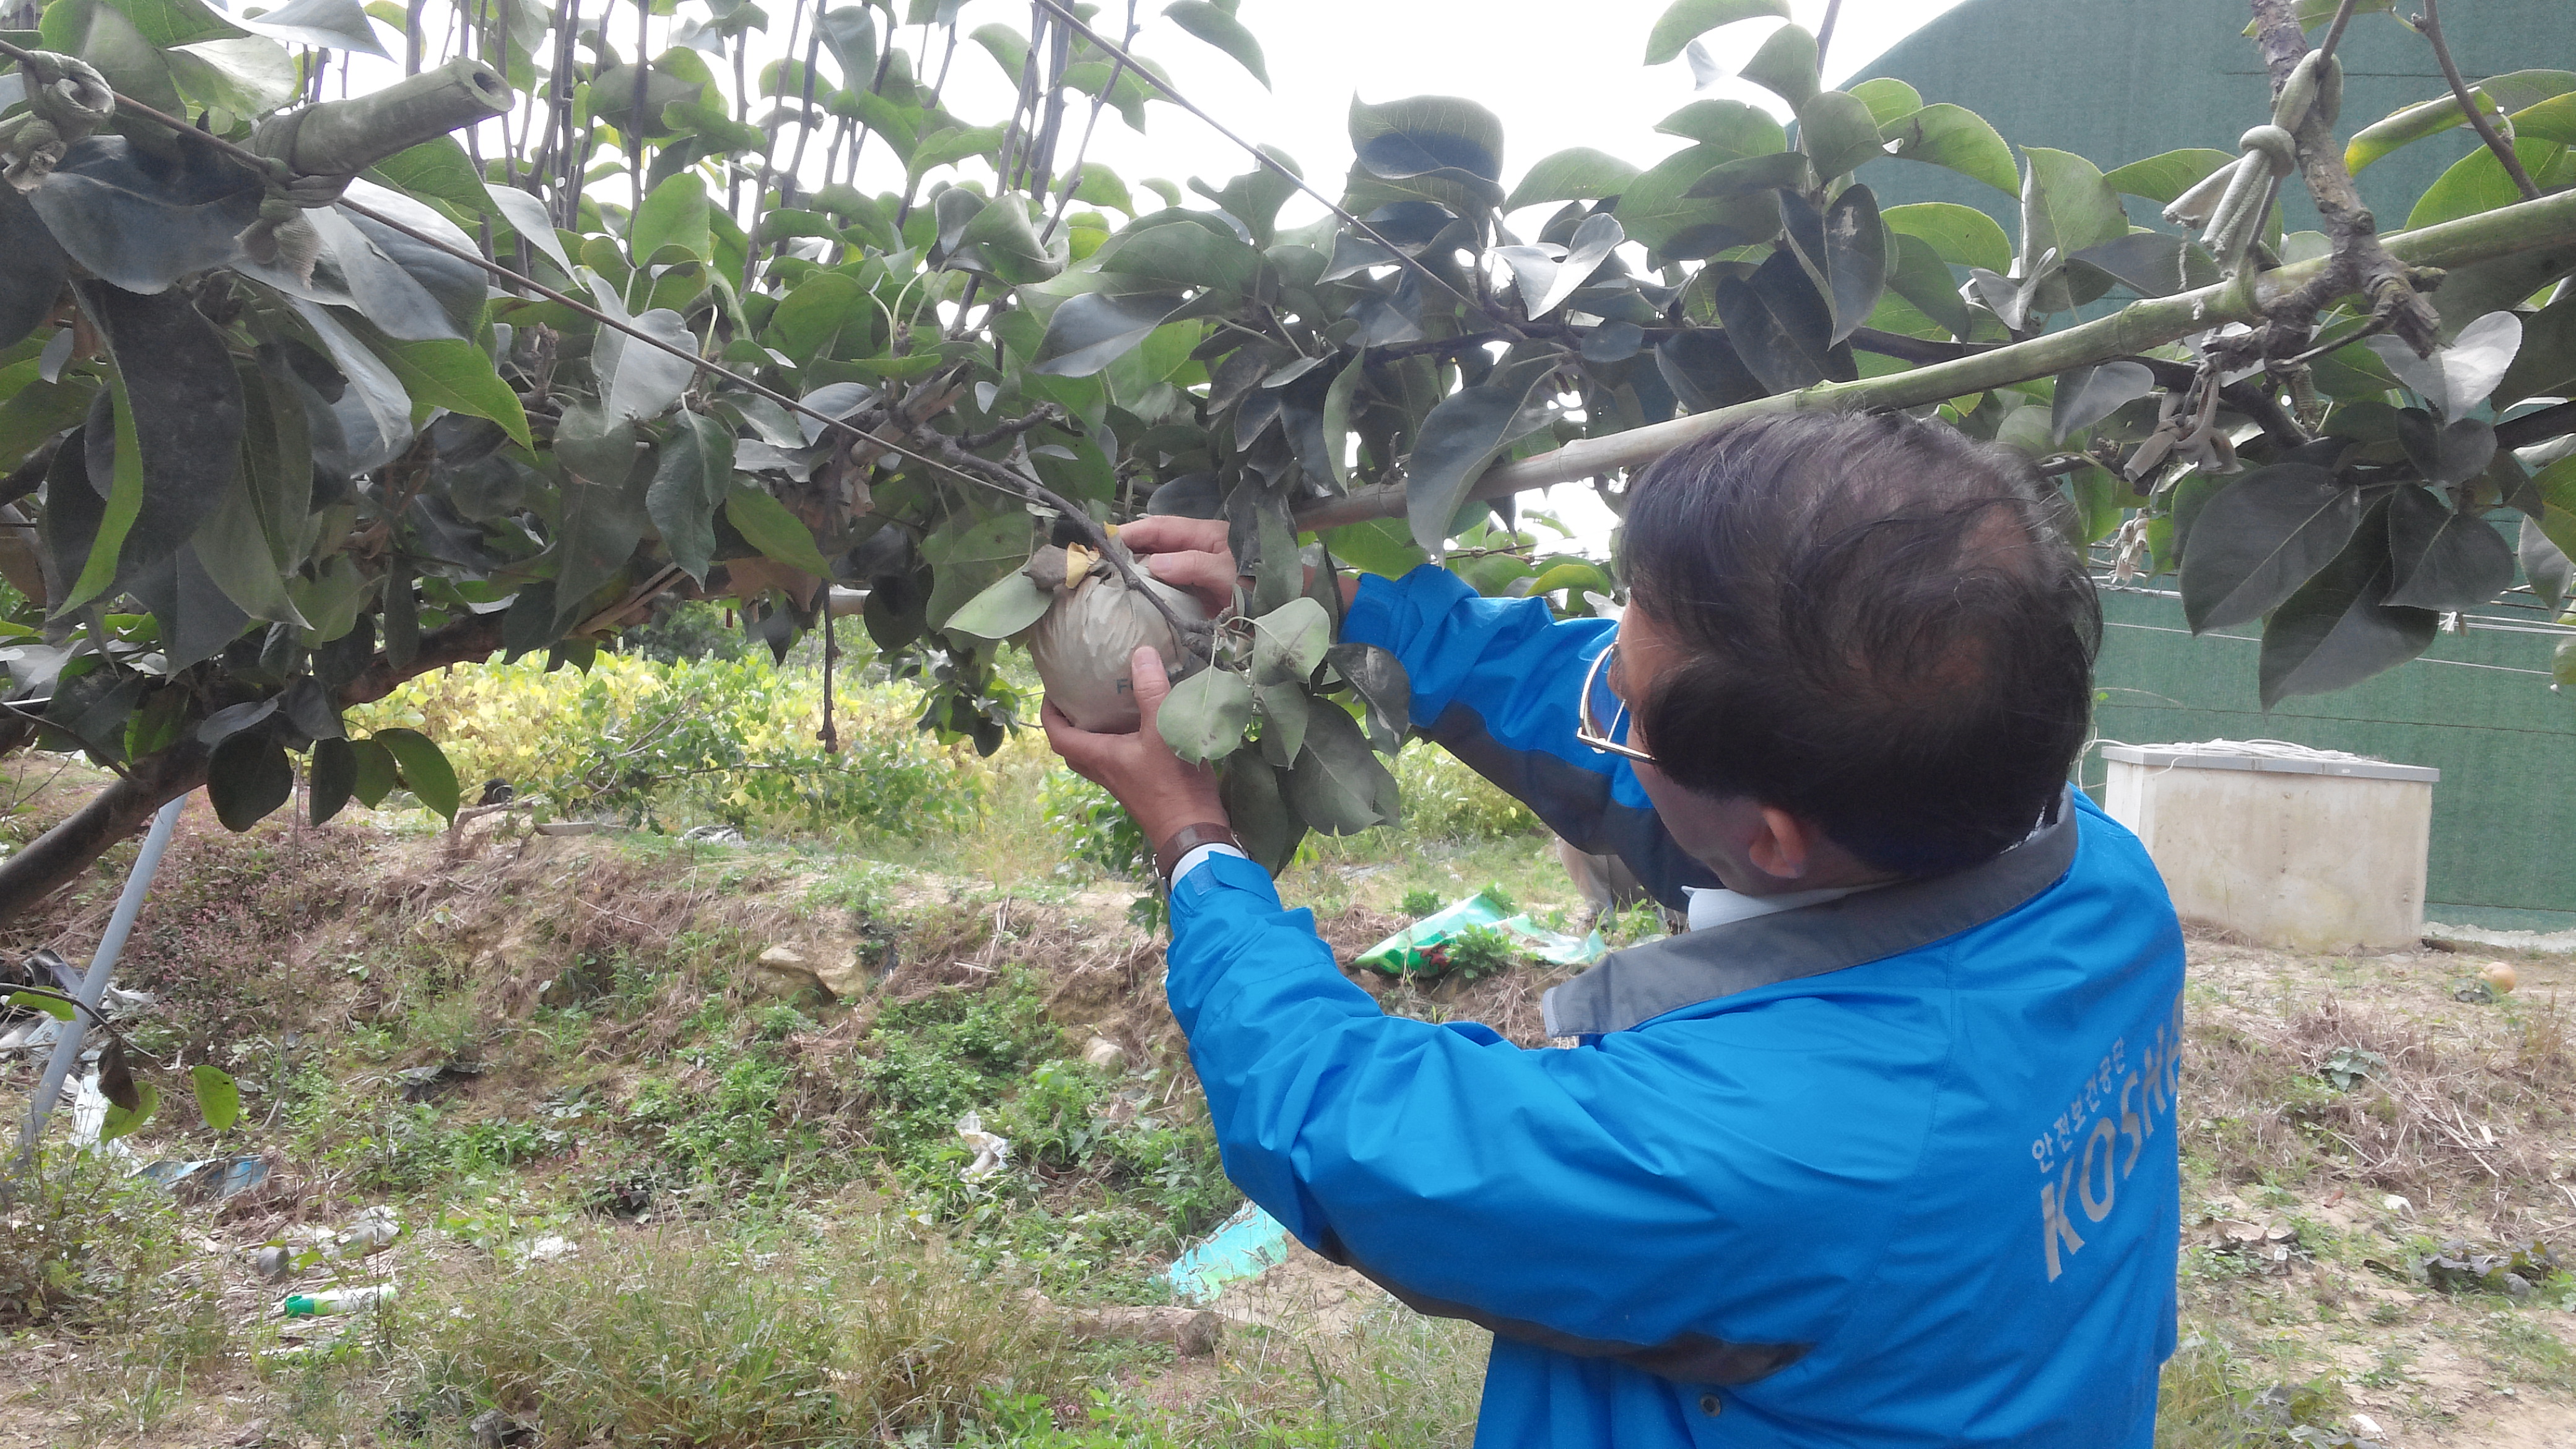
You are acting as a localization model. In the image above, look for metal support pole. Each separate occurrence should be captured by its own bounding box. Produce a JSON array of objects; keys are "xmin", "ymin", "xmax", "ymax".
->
[{"xmin": 9, "ymin": 793, "xmax": 188, "ymax": 1175}]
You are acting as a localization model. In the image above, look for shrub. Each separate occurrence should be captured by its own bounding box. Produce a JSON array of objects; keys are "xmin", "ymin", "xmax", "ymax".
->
[
  {"xmin": 0, "ymin": 1148, "xmax": 192, "ymax": 1328},
  {"xmin": 1042, "ymin": 770, "xmax": 1151, "ymax": 879},
  {"xmin": 1389, "ymin": 743, "xmax": 1541, "ymax": 842},
  {"xmin": 349, "ymin": 652, "xmax": 996, "ymax": 838}
]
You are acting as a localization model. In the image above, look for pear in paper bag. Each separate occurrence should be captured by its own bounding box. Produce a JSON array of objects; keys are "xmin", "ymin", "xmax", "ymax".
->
[{"xmin": 1029, "ymin": 545, "xmax": 1209, "ymax": 733}]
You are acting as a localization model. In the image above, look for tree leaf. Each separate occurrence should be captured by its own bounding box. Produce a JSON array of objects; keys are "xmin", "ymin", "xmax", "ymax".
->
[
  {"xmin": 233, "ymin": 0, "xmax": 391, "ymax": 58},
  {"xmin": 367, "ymin": 333, "xmax": 534, "ymax": 448},
  {"xmin": 817, "ymin": 5, "xmax": 876, "ymax": 84},
  {"xmin": 2179, "ymin": 463, "xmax": 2364, "ymax": 632},
  {"xmin": 2068, "ymin": 230, "xmax": 2216, "ymax": 299},
  {"xmin": 1157, "ymin": 663, "xmax": 1253, "ymax": 764},
  {"xmin": 630, "ymin": 172, "xmax": 713, "ymax": 263},
  {"xmin": 1326, "ymin": 639, "xmax": 1411, "ymax": 752},
  {"xmin": 207, "ymin": 729, "xmax": 293, "ymax": 830},
  {"xmin": 365, "ymin": 136, "xmax": 491, "ymax": 223},
  {"xmin": 1404, "ymin": 355, "xmax": 1557, "ymax": 554},
  {"xmin": 1218, "ymin": 751, "xmax": 1305, "ymax": 874},
  {"xmin": 373, "ymin": 726, "xmax": 459, "ymax": 819},
  {"xmin": 954, "ymin": 194, "xmax": 1063, "ymax": 284},
  {"xmin": 1099, "ymin": 220, "xmax": 1264, "ymax": 294},
  {"xmin": 1848, "ymin": 77, "xmax": 1923, "ymax": 128},
  {"xmin": 1884, "ymin": 232, "xmax": 1970, "ymax": 341},
  {"xmin": 1654, "ymin": 99, "xmax": 1787, "ymax": 157},
  {"xmin": 597, "ymin": 307, "xmax": 699, "ymax": 424},
  {"xmin": 2393, "ymin": 409, "xmax": 2497, "ymax": 488},
  {"xmin": 1283, "ymin": 702, "xmax": 1399, "ymax": 835},
  {"xmin": 944, "ymin": 570, "xmax": 1052, "ymax": 640},
  {"xmin": 349, "ymin": 735, "xmax": 399, "ymax": 807},
  {"xmin": 1882, "ymin": 201, "xmax": 2011, "ymax": 274},
  {"xmin": 308, "ymin": 733, "xmax": 355, "ymax": 824},
  {"xmin": 485, "ymin": 182, "xmax": 573, "ymax": 276},
  {"xmin": 2366, "ymin": 310, "xmax": 2523, "ymax": 419},
  {"xmin": 1611, "ymin": 144, "xmax": 1780, "ymax": 256},
  {"xmin": 2020, "ymin": 147, "xmax": 2130, "ymax": 272},
  {"xmin": 1031, "ymin": 291, "xmax": 1189, "ymax": 378},
  {"xmin": 2102, "ymin": 147, "xmax": 2235, "ymax": 206},
  {"xmin": 1878, "ymin": 103, "xmax": 2017, "ymax": 194},
  {"xmin": 61, "ymin": 282, "xmax": 245, "ymax": 611},
  {"xmin": 1503, "ymin": 148, "xmax": 1642, "ymax": 212},
  {"xmin": 2348, "ymin": 70, "xmax": 2576, "ymax": 174},
  {"xmin": 1249, "ymin": 596, "xmax": 1331, "ymax": 682},
  {"xmin": 1348, "ymin": 94, "xmax": 1505, "ymax": 186},
  {"xmin": 1529, "ymin": 212, "xmax": 1624, "ymax": 319},
  {"xmin": 1712, "ymin": 247, "xmax": 1848, "ymax": 393},
  {"xmin": 2050, "ymin": 360, "xmax": 2155, "ymax": 445},
  {"xmin": 1643, "ymin": 0, "xmax": 1789, "ymax": 64},
  {"xmin": 921, "ymin": 510, "xmax": 1034, "ymax": 629},
  {"xmin": 724, "ymin": 485, "xmax": 833, "ymax": 578},
  {"xmin": 0, "ymin": 189, "xmax": 71, "ymax": 352},
  {"xmin": 2258, "ymin": 505, "xmax": 2438, "ymax": 707},
  {"xmin": 1795, "ymin": 90, "xmax": 1885, "ymax": 183},
  {"xmin": 650, "ymin": 410, "xmax": 734, "ymax": 584},
  {"xmin": 2405, "ymin": 136, "xmax": 2564, "ymax": 230},
  {"xmin": 1737, "ymin": 23, "xmax": 1818, "ymax": 109},
  {"xmin": 1680, "ymin": 150, "xmax": 1812, "ymax": 199},
  {"xmin": 1253, "ymin": 676, "xmax": 1310, "ymax": 761},
  {"xmin": 191, "ymin": 1063, "xmax": 241, "ymax": 1131},
  {"xmin": 98, "ymin": 1079, "xmax": 159, "ymax": 1144},
  {"xmin": 1165, "ymin": 1, "xmax": 1268, "ymax": 87},
  {"xmin": 2385, "ymin": 485, "xmax": 2515, "ymax": 609},
  {"xmin": 1780, "ymin": 183, "xmax": 1884, "ymax": 344}
]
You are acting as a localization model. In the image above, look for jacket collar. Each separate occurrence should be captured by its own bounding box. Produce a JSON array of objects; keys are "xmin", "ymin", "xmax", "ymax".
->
[{"xmin": 1541, "ymin": 788, "xmax": 2083, "ymax": 1038}]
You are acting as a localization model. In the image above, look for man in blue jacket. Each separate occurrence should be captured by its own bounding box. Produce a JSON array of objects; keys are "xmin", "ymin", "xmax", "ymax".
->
[{"xmin": 1043, "ymin": 411, "xmax": 2184, "ymax": 1447}]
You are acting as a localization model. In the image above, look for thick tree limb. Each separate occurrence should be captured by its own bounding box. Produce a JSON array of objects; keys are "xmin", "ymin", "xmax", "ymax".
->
[
  {"xmin": 1292, "ymin": 186, "xmax": 2576, "ymax": 531},
  {"xmin": 2246, "ymin": 0, "xmax": 2445, "ymax": 358},
  {"xmin": 0, "ymin": 741, "xmax": 205, "ymax": 921}
]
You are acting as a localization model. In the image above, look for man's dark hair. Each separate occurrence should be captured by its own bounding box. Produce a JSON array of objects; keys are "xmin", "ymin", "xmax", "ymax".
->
[{"xmin": 1618, "ymin": 410, "xmax": 2101, "ymax": 876}]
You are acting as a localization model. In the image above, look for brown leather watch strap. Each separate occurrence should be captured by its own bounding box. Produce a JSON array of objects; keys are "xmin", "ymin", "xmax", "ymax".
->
[{"xmin": 1155, "ymin": 822, "xmax": 1242, "ymax": 884}]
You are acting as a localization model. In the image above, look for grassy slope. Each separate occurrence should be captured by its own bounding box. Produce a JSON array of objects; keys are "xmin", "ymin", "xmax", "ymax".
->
[{"xmin": 4, "ymin": 746, "xmax": 2575, "ymax": 1448}]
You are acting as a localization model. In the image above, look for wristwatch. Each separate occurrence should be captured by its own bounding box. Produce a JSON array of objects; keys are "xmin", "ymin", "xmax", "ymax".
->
[{"xmin": 1154, "ymin": 821, "xmax": 1242, "ymax": 886}]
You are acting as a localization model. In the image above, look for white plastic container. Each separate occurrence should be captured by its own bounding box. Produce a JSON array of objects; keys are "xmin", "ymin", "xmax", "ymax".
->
[
  {"xmin": 2100, "ymin": 741, "xmax": 2437, "ymax": 952},
  {"xmin": 281, "ymin": 1284, "xmax": 396, "ymax": 1317}
]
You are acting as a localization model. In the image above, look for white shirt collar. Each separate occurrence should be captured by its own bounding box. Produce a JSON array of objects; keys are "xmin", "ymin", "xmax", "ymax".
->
[{"xmin": 1682, "ymin": 882, "xmax": 1866, "ymax": 932}]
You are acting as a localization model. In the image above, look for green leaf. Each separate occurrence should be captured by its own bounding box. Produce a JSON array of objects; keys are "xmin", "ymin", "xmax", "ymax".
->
[
  {"xmin": 1157, "ymin": 664, "xmax": 1254, "ymax": 764},
  {"xmin": 724, "ymin": 486, "xmax": 833, "ymax": 577},
  {"xmin": 945, "ymin": 570, "xmax": 1052, "ymax": 640},
  {"xmin": 1503, "ymin": 148, "xmax": 1643, "ymax": 212},
  {"xmin": 1099, "ymin": 220, "xmax": 1264, "ymax": 294},
  {"xmin": 63, "ymin": 370, "xmax": 148, "ymax": 614},
  {"xmin": 191, "ymin": 1063, "xmax": 240, "ymax": 1131},
  {"xmin": 373, "ymin": 726, "xmax": 460, "ymax": 819},
  {"xmin": 2020, "ymin": 147, "xmax": 2130, "ymax": 267},
  {"xmin": 1643, "ymin": 0, "xmax": 1789, "ymax": 64},
  {"xmin": 1654, "ymin": 99, "xmax": 1788, "ymax": 157},
  {"xmin": 233, "ymin": 0, "xmax": 390, "ymax": 58},
  {"xmin": 650, "ymin": 411, "xmax": 735, "ymax": 584},
  {"xmin": 1848, "ymin": 77, "xmax": 1923, "ymax": 128},
  {"xmin": 954, "ymin": 194, "xmax": 1063, "ymax": 284},
  {"xmin": 1165, "ymin": 1, "xmax": 1268, "ymax": 88},
  {"xmin": 1348, "ymin": 94, "xmax": 1506, "ymax": 186},
  {"xmin": 2407, "ymin": 136, "xmax": 2565, "ymax": 230},
  {"xmin": 1780, "ymin": 183, "xmax": 1884, "ymax": 344},
  {"xmin": 189, "ymin": 461, "xmax": 305, "ymax": 625},
  {"xmin": 94, "ymin": 0, "xmax": 245, "ymax": 48},
  {"xmin": 921, "ymin": 510, "xmax": 1036, "ymax": 629},
  {"xmin": 2347, "ymin": 70, "xmax": 2576, "ymax": 174},
  {"xmin": 1879, "ymin": 103, "xmax": 2017, "ymax": 194},
  {"xmin": 1219, "ymin": 752, "xmax": 1305, "ymax": 874},
  {"xmin": 2179, "ymin": 463, "xmax": 2364, "ymax": 632},
  {"xmin": 2102, "ymin": 148, "xmax": 2235, "ymax": 206},
  {"xmin": 2385, "ymin": 485, "xmax": 2515, "ymax": 609},
  {"xmin": 2050, "ymin": 360, "xmax": 2155, "ymax": 446},
  {"xmin": 6, "ymin": 991, "xmax": 75, "ymax": 1022},
  {"xmin": 1738, "ymin": 22, "xmax": 1818, "ymax": 108},
  {"xmin": 968, "ymin": 22, "xmax": 1027, "ymax": 81},
  {"xmin": 1883, "ymin": 202, "xmax": 2012, "ymax": 274},
  {"xmin": 367, "ymin": 137, "xmax": 492, "ymax": 222},
  {"xmin": 1250, "ymin": 596, "xmax": 1331, "ymax": 682},
  {"xmin": 1283, "ymin": 702, "xmax": 1399, "ymax": 835},
  {"xmin": 309, "ymin": 734, "xmax": 355, "ymax": 825},
  {"xmin": 1610, "ymin": 144, "xmax": 1781, "ymax": 256},
  {"xmin": 1883, "ymin": 232, "xmax": 1970, "ymax": 340},
  {"xmin": 908, "ymin": 124, "xmax": 1008, "ymax": 180},
  {"xmin": 1253, "ymin": 676, "xmax": 1310, "ymax": 761},
  {"xmin": 2258, "ymin": 504, "xmax": 2437, "ymax": 707},
  {"xmin": 1320, "ymin": 352, "xmax": 1366, "ymax": 489},
  {"xmin": 350, "ymin": 736, "xmax": 399, "ymax": 809},
  {"xmin": 207, "ymin": 731, "xmax": 292, "ymax": 830},
  {"xmin": 98, "ymin": 1080, "xmax": 159, "ymax": 1143},
  {"xmin": 1324, "ymin": 518, "xmax": 1429, "ymax": 578},
  {"xmin": 1032, "ymin": 291, "xmax": 1189, "ymax": 378},
  {"xmin": 596, "ymin": 307, "xmax": 700, "ymax": 424},
  {"xmin": 1795, "ymin": 90, "xmax": 1887, "ymax": 183},
  {"xmin": 1404, "ymin": 356, "xmax": 1557, "ymax": 554},
  {"xmin": 365, "ymin": 334, "xmax": 534, "ymax": 448},
  {"xmin": 630, "ymin": 172, "xmax": 713, "ymax": 264},
  {"xmin": 485, "ymin": 183, "xmax": 575, "ymax": 276}
]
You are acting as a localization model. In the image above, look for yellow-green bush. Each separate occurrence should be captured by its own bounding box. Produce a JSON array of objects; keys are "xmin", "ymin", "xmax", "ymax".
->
[
  {"xmin": 350, "ymin": 653, "xmax": 999, "ymax": 838},
  {"xmin": 1390, "ymin": 741, "xmax": 1542, "ymax": 842}
]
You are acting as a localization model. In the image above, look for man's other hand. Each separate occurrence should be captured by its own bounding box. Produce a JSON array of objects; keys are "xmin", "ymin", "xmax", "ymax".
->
[
  {"xmin": 1041, "ymin": 645, "xmax": 1228, "ymax": 853},
  {"xmin": 1118, "ymin": 515, "xmax": 1237, "ymax": 617}
]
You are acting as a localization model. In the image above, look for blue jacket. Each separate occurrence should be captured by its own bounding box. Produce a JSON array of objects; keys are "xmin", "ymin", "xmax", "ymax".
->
[{"xmin": 1163, "ymin": 567, "xmax": 2184, "ymax": 1447}]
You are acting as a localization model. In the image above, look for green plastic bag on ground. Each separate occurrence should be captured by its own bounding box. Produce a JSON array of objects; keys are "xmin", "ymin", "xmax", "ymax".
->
[{"xmin": 1355, "ymin": 891, "xmax": 1606, "ymax": 975}]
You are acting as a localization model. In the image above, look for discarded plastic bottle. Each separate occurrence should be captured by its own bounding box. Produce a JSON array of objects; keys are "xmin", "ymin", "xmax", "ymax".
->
[{"xmin": 281, "ymin": 1284, "xmax": 396, "ymax": 1317}]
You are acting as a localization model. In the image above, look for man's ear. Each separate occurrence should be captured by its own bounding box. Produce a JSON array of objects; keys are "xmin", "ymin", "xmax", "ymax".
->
[{"xmin": 1748, "ymin": 805, "xmax": 1816, "ymax": 881}]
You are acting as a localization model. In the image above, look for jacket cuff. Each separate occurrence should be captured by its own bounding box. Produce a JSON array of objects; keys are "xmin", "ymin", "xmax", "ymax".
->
[
  {"xmin": 1339, "ymin": 564, "xmax": 1470, "ymax": 658},
  {"xmin": 1168, "ymin": 848, "xmax": 1283, "ymax": 919}
]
